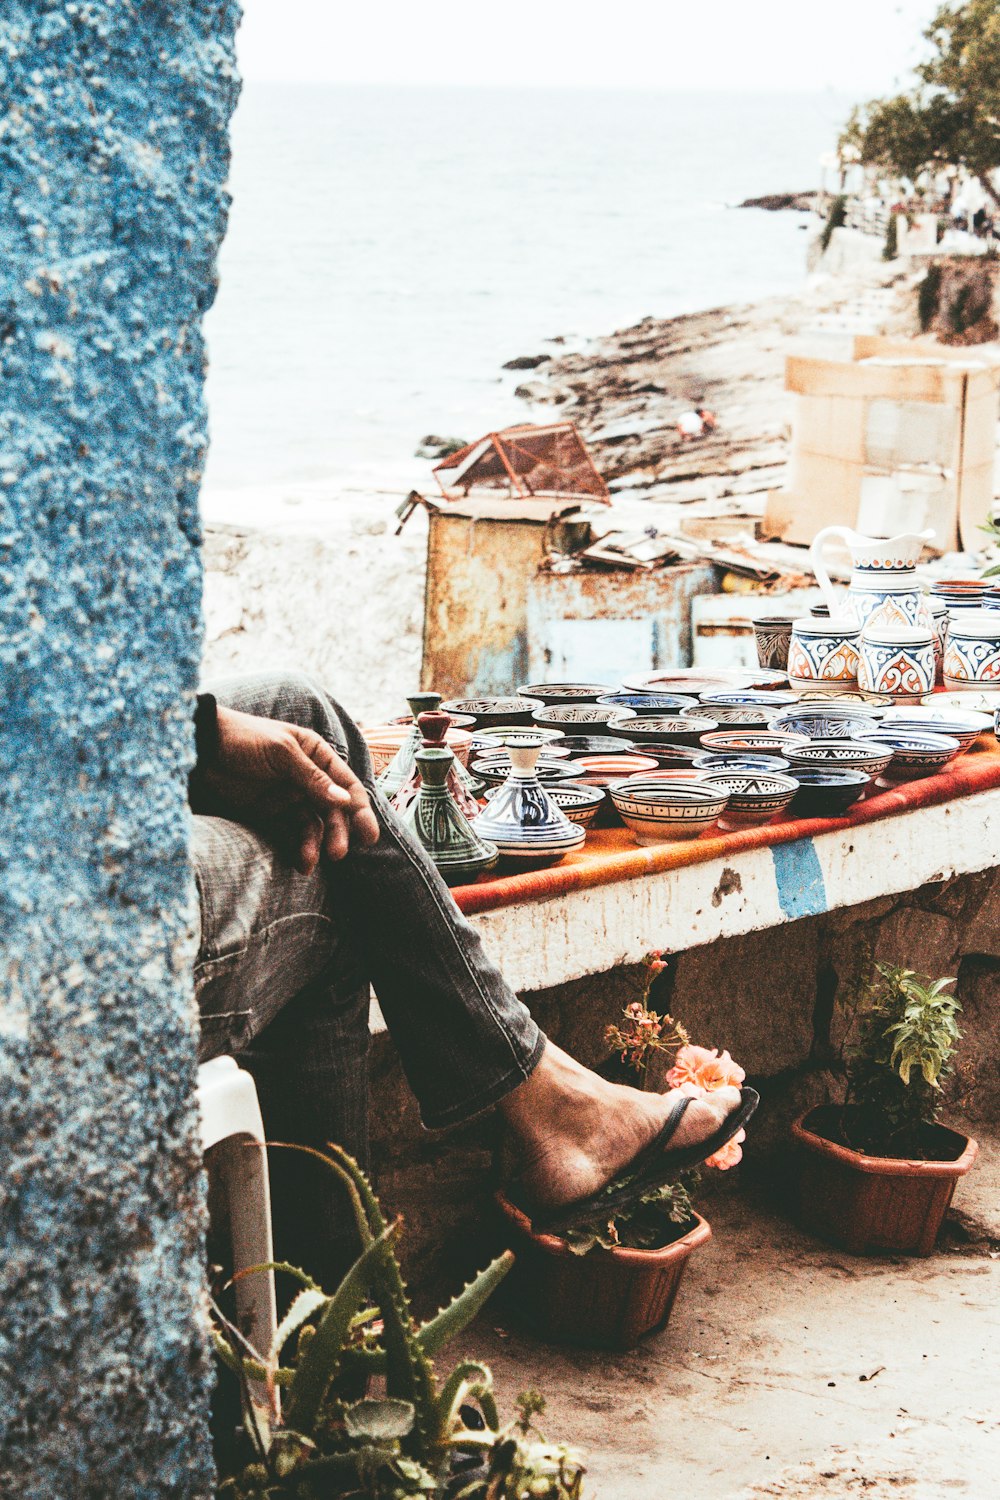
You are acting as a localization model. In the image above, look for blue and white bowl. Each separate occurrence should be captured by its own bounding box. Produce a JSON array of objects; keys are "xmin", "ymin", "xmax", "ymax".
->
[
  {"xmin": 609, "ymin": 778, "xmax": 730, "ymax": 845},
  {"xmin": 879, "ymin": 705, "xmax": 991, "ymax": 753},
  {"xmin": 701, "ymin": 772, "xmax": 799, "ymax": 829},
  {"xmin": 595, "ymin": 693, "xmax": 698, "ymax": 716},
  {"xmin": 769, "ymin": 708, "xmax": 881, "ymax": 741},
  {"xmin": 865, "ymin": 730, "xmax": 961, "ymax": 782},
  {"xmin": 691, "ymin": 752, "xmax": 792, "ymax": 774},
  {"xmin": 699, "ymin": 690, "xmax": 798, "ymax": 708}
]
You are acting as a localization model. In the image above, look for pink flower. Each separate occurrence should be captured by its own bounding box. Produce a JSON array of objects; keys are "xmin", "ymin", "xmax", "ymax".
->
[
  {"xmin": 666, "ymin": 1044, "xmax": 745, "ymax": 1093},
  {"xmin": 706, "ymin": 1130, "xmax": 745, "ymax": 1171}
]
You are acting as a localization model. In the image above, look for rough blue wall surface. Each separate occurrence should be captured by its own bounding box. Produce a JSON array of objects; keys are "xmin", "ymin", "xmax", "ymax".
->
[{"xmin": 0, "ymin": 4, "xmax": 240, "ymax": 1494}]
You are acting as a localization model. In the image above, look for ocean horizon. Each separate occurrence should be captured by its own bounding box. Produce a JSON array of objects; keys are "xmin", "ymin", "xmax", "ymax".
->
[{"xmin": 203, "ymin": 83, "xmax": 855, "ymax": 504}]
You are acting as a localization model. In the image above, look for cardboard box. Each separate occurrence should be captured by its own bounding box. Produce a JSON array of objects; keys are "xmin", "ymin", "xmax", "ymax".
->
[{"xmin": 765, "ymin": 337, "xmax": 1000, "ymax": 552}]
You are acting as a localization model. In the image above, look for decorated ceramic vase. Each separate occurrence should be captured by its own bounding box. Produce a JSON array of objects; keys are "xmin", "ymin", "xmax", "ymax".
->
[
  {"xmin": 943, "ymin": 610, "xmax": 1000, "ymax": 690},
  {"xmin": 787, "ymin": 618, "xmax": 861, "ymax": 693},
  {"xmin": 858, "ymin": 626, "xmax": 935, "ymax": 704},
  {"xmin": 472, "ymin": 738, "xmax": 585, "ymax": 866},
  {"xmin": 752, "ymin": 615, "xmax": 795, "ymax": 672},
  {"xmin": 392, "ymin": 711, "xmax": 482, "ymax": 817},
  {"xmin": 377, "ymin": 693, "xmax": 442, "ymax": 798},
  {"xmin": 810, "ymin": 527, "xmax": 935, "ymax": 633},
  {"xmin": 396, "ymin": 747, "xmax": 498, "ymax": 886}
]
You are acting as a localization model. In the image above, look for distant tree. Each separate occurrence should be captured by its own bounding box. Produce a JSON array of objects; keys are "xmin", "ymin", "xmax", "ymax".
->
[{"xmin": 843, "ymin": 0, "xmax": 1000, "ymax": 204}]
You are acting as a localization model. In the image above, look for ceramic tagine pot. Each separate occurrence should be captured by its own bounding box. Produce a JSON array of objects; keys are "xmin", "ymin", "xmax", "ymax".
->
[
  {"xmin": 396, "ymin": 747, "xmax": 498, "ymax": 886},
  {"xmin": 392, "ymin": 710, "xmax": 482, "ymax": 817},
  {"xmin": 810, "ymin": 526, "xmax": 935, "ymax": 634},
  {"xmin": 377, "ymin": 692, "xmax": 442, "ymax": 799},
  {"xmin": 472, "ymin": 737, "xmax": 585, "ymax": 867}
]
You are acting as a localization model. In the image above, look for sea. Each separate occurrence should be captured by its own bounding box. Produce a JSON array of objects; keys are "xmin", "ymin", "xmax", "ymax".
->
[{"xmin": 202, "ymin": 85, "xmax": 854, "ymax": 506}]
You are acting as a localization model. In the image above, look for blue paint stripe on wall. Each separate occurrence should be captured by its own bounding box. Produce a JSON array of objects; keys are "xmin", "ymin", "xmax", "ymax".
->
[{"xmin": 771, "ymin": 839, "xmax": 828, "ymax": 921}]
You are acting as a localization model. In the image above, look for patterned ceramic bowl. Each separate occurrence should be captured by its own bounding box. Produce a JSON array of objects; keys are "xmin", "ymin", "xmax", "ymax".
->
[
  {"xmin": 691, "ymin": 752, "xmax": 792, "ymax": 774},
  {"xmin": 769, "ymin": 709, "xmax": 881, "ymax": 741},
  {"xmin": 610, "ymin": 713, "xmax": 719, "ymax": 747},
  {"xmin": 699, "ymin": 729, "xmax": 810, "ymax": 755},
  {"xmin": 364, "ymin": 724, "xmax": 474, "ymax": 772},
  {"xmin": 442, "ymin": 696, "xmax": 544, "ymax": 729},
  {"xmin": 595, "ymin": 693, "xmax": 698, "ymax": 715},
  {"xmin": 474, "ymin": 725, "xmax": 565, "ymax": 745},
  {"xmin": 517, "ymin": 682, "xmax": 614, "ymax": 705},
  {"xmin": 469, "ymin": 755, "xmax": 578, "ymax": 788},
  {"xmin": 636, "ymin": 743, "xmax": 707, "ymax": 768},
  {"xmin": 878, "ymin": 707, "xmax": 990, "ymax": 754},
  {"xmin": 699, "ymin": 690, "xmax": 798, "ymax": 708},
  {"xmin": 784, "ymin": 738, "xmax": 895, "ymax": 779},
  {"xmin": 788, "ymin": 767, "xmax": 872, "ymax": 817},
  {"xmin": 571, "ymin": 753, "xmax": 661, "ymax": 788},
  {"xmin": 486, "ymin": 779, "xmax": 606, "ymax": 829},
  {"xmin": 609, "ymin": 778, "xmax": 730, "ymax": 845},
  {"xmin": 694, "ymin": 703, "xmax": 774, "ymax": 726},
  {"xmin": 558, "ymin": 734, "xmax": 638, "ymax": 757},
  {"xmin": 701, "ymin": 772, "xmax": 799, "ymax": 829},
  {"xmin": 864, "ymin": 730, "xmax": 962, "ymax": 782},
  {"xmin": 531, "ymin": 704, "xmax": 628, "ymax": 731}
]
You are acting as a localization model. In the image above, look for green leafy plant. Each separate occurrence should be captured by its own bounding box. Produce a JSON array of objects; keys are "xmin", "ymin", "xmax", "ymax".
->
[
  {"xmin": 841, "ymin": 963, "xmax": 963, "ymax": 1156},
  {"xmin": 820, "ymin": 194, "xmax": 847, "ymax": 254},
  {"xmin": 883, "ymin": 212, "xmax": 899, "ymax": 261},
  {"xmin": 918, "ymin": 263, "xmax": 943, "ymax": 329},
  {"xmin": 213, "ymin": 1144, "xmax": 585, "ymax": 1498},
  {"xmin": 979, "ymin": 513, "xmax": 1000, "ymax": 576}
]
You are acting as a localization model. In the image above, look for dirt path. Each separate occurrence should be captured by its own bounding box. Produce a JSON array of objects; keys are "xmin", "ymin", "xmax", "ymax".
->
[{"xmin": 459, "ymin": 1163, "xmax": 1000, "ymax": 1499}]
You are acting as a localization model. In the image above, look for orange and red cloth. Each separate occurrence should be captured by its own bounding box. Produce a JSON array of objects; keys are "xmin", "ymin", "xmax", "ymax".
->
[{"xmin": 452, "ymin": 739, "xmax": 1000, "ymax": 917}]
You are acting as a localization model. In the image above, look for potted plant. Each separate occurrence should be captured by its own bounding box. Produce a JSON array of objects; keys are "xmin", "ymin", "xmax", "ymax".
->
[
  {"xmin": 497, "ymin": 953, "xmax": 749, "ymax": 1351},
  {"xmin": 213, "ymin": 1143, "xmax": 584, "ymax": 1498},
  {"xmin": 793, "ymin": 962, "xmax": 978, "ymax": 1256}
]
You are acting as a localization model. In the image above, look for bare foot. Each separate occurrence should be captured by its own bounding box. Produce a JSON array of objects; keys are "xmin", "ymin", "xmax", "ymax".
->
[{"xmin": 499, "ymin": 1040, "xmax": 743, "ymax": 1211}]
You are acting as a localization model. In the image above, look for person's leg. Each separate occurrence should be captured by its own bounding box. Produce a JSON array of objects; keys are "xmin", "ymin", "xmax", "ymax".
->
[
  {"xmin": 193, "ymin": 812, "xmax": 370, "ymax": 1286},
  {"xmin": 207, "ymin": 671, "xmax": 546, "ymax": 1131},
  {"xmin": 202, "ymin": 671, "xmax": 747, "ymax": 1219}
]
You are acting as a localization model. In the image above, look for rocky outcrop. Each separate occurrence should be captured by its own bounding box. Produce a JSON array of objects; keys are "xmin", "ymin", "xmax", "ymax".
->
[{"xmin": 738, "ymin": 191, "xmax": 820, "ymax": 212}]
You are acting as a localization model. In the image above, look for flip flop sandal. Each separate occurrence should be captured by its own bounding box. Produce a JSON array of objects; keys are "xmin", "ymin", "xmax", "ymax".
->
[{"xmin": 530, "ymin": 1086, "xmax": 760, "ymax": 1237}]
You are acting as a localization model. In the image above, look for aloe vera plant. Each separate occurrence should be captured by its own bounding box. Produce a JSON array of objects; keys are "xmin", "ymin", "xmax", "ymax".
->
[{"xmin": 213, "ymin": 1144, "xmax": 585, "ymax": 1498}]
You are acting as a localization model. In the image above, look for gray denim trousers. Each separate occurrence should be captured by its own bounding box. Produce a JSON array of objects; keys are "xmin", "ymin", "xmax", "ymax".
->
[{"xmin": 192, "ymin": 672, "xmax": 543, "ymax": 1283}]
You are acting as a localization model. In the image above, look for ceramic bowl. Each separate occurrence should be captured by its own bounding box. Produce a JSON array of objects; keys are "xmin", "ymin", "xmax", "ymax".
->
[
  {"xmin": 691, "ymin": 752, "xmax": 792, "ymax": 774},
  {"xmin": 517, "ymin": 682, "xmax": 613, "ymax": 706},
  {"xmin": 531, "ymin": 704, "xmax": 627, "ymax": 731},
  {"xmin": 769, "ymin": 709, "xmax": 881, "ymax": 741},
  {"xmin": 469, "ymin": 755, "xmax": 578, "ymax": 788},
  {"xmin": 784, "ymin": 738, "xmax": 895, "ymax": 779},
  {"xmin": 865, "ymin": 730, "xmax": 962, "ymax": 782},
  {"xmin": 699, "ymin": 690, "xmax": 798, "ymax": 709},
  {"xmin": 882, "ymin": 705, "xmax": 992, "ymax": 741},
  {"xmin": 609, "ymin": 778, "xmax": 730, "ymax": 845},
  {"xmin": 442, "ymin": 696, "xmax": 543, "ymax": 729},
  {"xmin": 694, "ymin": 703, "xmax": 774, "ymax": 726},
  {"xmin": 486, "ymin": 779, "xmax": 606, "ymax": 828},
  {"xmin": 595, "ymin": 693, "xmax": 698, "ymax": 715},
  {"xmin": 930, "ymin": 689, "xmax": 1000, "ymax": 716},
  {"xmin": 793, "ymin": 689, "xmax": 893, "ymax": 711},
  {"xmin": 610, "ymin": 713, "xmax": 719, "ymax": 746},
  {"xmin": 474, "ymin": 724, "xmax": 565, "ymax": 745},
  {"xmin": 635, "ymin": 743, "xmax": 707, "ymax": 769},
  {"xmin": 571, "ymin": 753, "xmax": 661, "ymax": 788},
  {"xmin": 701, "ymin": 772, "xmax": 799, "ymax": 829},
  {"xmin": 618, "ymin": 768, "xmax": 709, "ymax": 784},
  {"xmin": 878, "ymin": 706, "xmax": 990, "ymax": 753},
  {"xmin": 558, "ymin": 734, "xmax": 638, "ymax": 757},
  {"xmin": 788, "ymin": 767, "xmax": 872, "ymax": 817},
  {"xmin": 699, "ymin": 729, "xmax": 810, "ymax": 755},
  {"xmin": 364, "ymin": 724, "xmax": 474, "ymax": 773}
]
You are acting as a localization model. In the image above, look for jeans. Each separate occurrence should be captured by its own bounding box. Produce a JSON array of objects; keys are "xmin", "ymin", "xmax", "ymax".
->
[{"xmin": 192, "ymin": 671, "xmax": 544, "ymax": 1284}]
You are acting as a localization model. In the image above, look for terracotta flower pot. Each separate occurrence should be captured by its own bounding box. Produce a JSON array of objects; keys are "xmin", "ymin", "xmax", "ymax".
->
[
  {"xmin": 495, "ymin": 1191, "xmax": 711, "ymax": 1350},
  {"xmin": 792, "ymin": 1106, "xmax": 979, "ymax": 1256}
]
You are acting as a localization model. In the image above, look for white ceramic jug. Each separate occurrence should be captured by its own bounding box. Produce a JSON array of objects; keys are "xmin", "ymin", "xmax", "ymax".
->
[{"xmin": 810, "ymin": 526, "xmax": 935, "ymax": 633}]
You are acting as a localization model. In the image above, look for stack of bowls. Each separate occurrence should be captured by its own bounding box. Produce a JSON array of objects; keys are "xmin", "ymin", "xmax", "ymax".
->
[
  {"xmin": 930, "ymin": 579, "xmax": 988, "ymax": 615},
  {"xmin": 518, "ymin": 682, "xmax": 613, "ymax": 706},
  {"xmin": 784, "ymin": 738, "xmax": 895, "ymax": 780},
  {"xmin": 700, "ymin": 772, "xmax": 799, "ymax": 830},
  {"xmin": 864, "ymin": 730, "xmax": 962, "ymax": 782},
  {"xmin": 769, "ymin": 706, "xmax": 881, "ymax": 741},
  {"xmin": 877, "ymin": 705, "xmax": 990, "ymax": 753}
]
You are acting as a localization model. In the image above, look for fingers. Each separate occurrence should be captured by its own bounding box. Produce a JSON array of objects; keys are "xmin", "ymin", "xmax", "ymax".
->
[
  {"xmin": 278, "ymin": 731, "xmax": 355, "ymax": 813},
  {"xmin": 286, "ymin": 728, "xmax": 381, "ymax": 852},
  {"xmin": 322, "ymin": 807, "xmax": 352, "ymax": 864},
  {"xmin": 296, "ymin": 812, "xmax": 325, "ymax": 875}
]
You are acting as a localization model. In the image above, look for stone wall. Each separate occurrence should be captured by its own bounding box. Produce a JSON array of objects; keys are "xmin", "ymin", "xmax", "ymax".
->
[
  {"xmin": 0, "ymin": 5, "xmax": 239, "ymax": 1493},
  {"xmin": 368, "ymin": 868, "xmax": 1000, "ymax": 1287}
]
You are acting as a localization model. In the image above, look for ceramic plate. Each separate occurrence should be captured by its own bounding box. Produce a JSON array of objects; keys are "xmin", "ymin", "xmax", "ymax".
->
[{"xmin": 928, "ymin": 690, "xmax": 1000, "ymax": 715}]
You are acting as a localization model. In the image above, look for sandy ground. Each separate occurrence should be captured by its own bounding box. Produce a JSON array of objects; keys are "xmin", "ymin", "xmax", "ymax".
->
[{"xmin": 456, "ymin": 1140, "xmax": 1000, "ymax": 1500}]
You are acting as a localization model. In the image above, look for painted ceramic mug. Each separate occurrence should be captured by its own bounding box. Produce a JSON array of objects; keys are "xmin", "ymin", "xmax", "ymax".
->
[
  {"xmin": 858, "ymin": 626, "xmax": 935, "ymax": 704},
  {"xmin": 787, "ymin": 618, "xmax": 861, "ymax": 693},
  {"xmin": 753, "ymin": 615, "xmax": 795, "ymax": 672},
  {"xmin": 943, "ymin": 610, "xmax": 1000, "ymax": 690}
]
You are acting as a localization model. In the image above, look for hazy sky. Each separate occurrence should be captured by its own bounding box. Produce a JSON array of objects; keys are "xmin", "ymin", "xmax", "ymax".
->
[{"xmin": 236, "ymin": 0, "xmax": 943, "ymax": 93}]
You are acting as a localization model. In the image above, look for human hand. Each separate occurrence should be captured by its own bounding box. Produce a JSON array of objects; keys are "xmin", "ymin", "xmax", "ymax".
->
[{"xmin": 205, "ymin": 706, "xmax": 380, "ymax": 873}]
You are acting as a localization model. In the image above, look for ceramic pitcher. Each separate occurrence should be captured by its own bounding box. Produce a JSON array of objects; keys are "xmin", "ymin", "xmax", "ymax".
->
[{"xmin": 810, "ymin": 527, "xmax": 935, "ymax": 634}]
